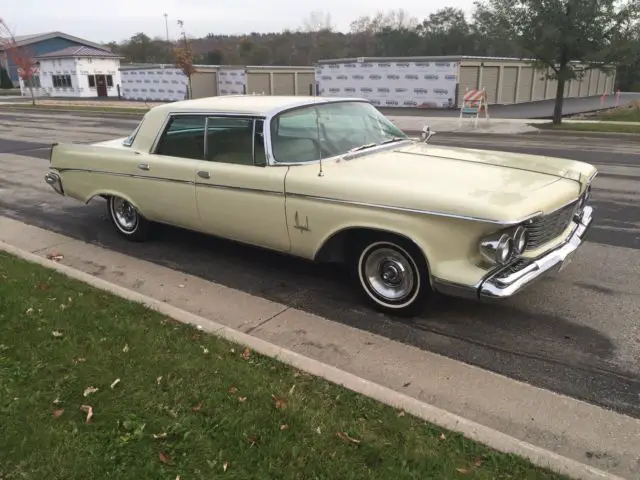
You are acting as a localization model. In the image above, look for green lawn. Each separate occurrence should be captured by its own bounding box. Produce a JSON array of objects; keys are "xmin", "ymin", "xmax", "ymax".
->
[
  {"xmin": 0, "ymin": 251, "xmax": 567, "ymax": 480},
  {"xmin": 596, "ymin": 105, "xmax": 640, "ymax": 122},
  {"xmin": 535, "ymin": 121, "xmax": 640, "ymax": 134},
  {"xmin": 0, "ymin": 88, "xmax": 21, "ymax": 96}
]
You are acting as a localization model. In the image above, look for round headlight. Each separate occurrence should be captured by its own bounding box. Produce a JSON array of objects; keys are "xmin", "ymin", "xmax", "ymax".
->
[
  {"xmin": 513, "ymin": 226, "xmax": 527, "ymax": 254},
  {"xmin": 496, "ymin": 235, "xmax": 513, "ymax": 264}
]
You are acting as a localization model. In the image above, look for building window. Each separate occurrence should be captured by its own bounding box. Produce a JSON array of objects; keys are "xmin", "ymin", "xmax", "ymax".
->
[
  {"xmin": 25, "ymin": 76, "xmax": 41, "ymax": 88},
  {"xmin": 106, "ymin": 75, "xmax": 113, "ymax": 87},
  {"xmin": 88, "ymin": 75, "xmax": 96, "ymax": 87},
  {"xmin": 52, "ymin": 74, "xmax": 72, "ymax": 88}
]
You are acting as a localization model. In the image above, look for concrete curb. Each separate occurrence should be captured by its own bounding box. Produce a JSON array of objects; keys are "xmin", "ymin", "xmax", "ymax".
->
[{"xmin": 0, "ymin": 240, "xmax": 626, "ymax": 480}]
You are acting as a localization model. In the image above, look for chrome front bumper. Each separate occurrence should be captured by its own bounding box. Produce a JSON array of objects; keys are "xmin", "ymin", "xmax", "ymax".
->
[
  {"xmin": 44, "ymin": 171, "xmax": 64, "ymax": 196},
  {"xmin": 478, "ymin": 205, "xmax": 593, "ymax": 299}
]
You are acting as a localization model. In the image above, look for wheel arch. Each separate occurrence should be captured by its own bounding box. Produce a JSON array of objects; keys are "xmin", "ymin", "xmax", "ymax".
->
[
  {"xmin": 314, "ymin": 226, "xmax": 433, "ymax": 283},
  {"xmin": 86, "ymin": 190, "xmax": 144, "ymax": 214}
]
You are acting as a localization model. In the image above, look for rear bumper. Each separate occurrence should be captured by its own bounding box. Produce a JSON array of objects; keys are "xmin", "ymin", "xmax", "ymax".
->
[
  {"xmin": 44, "ymin": 171, "xmax": 64, "ymax": 196},
  {"xmin": 433, "ymin": 205, "xmax": 594, "ymax": 300}
]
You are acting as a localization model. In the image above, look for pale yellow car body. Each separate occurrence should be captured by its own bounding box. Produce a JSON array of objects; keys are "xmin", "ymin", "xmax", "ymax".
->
[{"xmin": 44, "ymin": 95, "xmax": 597, "ymax": 305}]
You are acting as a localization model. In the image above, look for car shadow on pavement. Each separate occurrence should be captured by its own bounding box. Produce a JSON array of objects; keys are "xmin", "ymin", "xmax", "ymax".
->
[{"xmin": 4, "ymin": 199, "xmax": 640, "ymax": 418}]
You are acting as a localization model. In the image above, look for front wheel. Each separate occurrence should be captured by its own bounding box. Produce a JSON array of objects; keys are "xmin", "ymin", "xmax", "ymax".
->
[
  {"xmin": 107, "ymin": 195, "xmax": 151, "ymax": 242},
  {"xmin": 353, "ymin": 236, "xmax": 430, "ymax": 317}
]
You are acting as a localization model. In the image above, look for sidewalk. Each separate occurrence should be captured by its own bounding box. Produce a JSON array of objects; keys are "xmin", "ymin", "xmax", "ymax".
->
[{"xmin": 1, "ymin": 215, "xmax": 638, "ymax": 480}]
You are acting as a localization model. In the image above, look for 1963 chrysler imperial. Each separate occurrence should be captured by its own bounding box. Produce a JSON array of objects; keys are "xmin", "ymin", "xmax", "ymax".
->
[{"xmin": 44, "ymin": 95, "xmax": 597, "ymax": 317}]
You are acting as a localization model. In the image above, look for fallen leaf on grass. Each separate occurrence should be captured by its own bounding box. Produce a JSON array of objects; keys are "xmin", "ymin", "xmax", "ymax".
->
[
  {"xmin": 316, "ymin": 426, "xmax": 322, "ymax": 434},
  {"xmin": 272, "ymin": 395, "xmax": 286, "ymax": 409},
  {"xmin": 122, "ymin": 344, "xmax": 130, "ymax": 353},
  {"xmin": 159, "ymin": 452, "xmax": 172, "ymax": 465},
  {"xmin": 192, "ymin": 403, "xmax": 202, "ymax": 412},
  {"xmin": 52, "ymin": 331, "xmax": 63, "ymax": 338},
  {"xmin": 228, "ymin": 386, "xmax": 238, "ymax": 394},
  {"xmin": 37, "ymin": 282, "xmax": 50, "ymax": 291},
  {"xmin": 110, "ymin": 378, "xmax": 121, "ymax": 389},
  {"xmin": 238, "ymin": 396, "xmax": 247, "ymax": 402},
  {"xmin": 456, "ymin": 468, "xmax": 470, "ymax": 474},
  {"xmin": 289, "ymin": 384, "xmax": 296, "ymax": 395},
  {"xmin": 25, "ymin": 308, "xmax": 34, "ymax": 315},
  {"xmin": 153, "ymin": 433, "xmax": 167, "ymax": 440},
  {"xmin": 156, "ymin": 376, "xmax": 163, "ymax": 385},
  {"xmin": 474, "ymin": 458, "xmax": 484, "ymax": 467},
  {"xmin": 336, "ymin": 431, "xmax": 361, "ymax": 444},
  {"xmin": 46, "ymin": 252, "xmax": 64, "ymax": 261},
  {"xmin": 79, "ymin": 404, "xmax": 93, "ymax": 423},
  {"xmin": 247, "ymin": 435, "xmax": 259, "ymax": 446},
  {"xmin": 73, "ymin": 357, "xmax": 86, "ymax": 365},
  {"xmin": 241, "ymin": 347, "xmax": 251, "ymax": 359},
  {"xmin": 280, "ymin": 424, "xmax": 288, "ymax": 430},
  {"xmin": 83, "ymin": 386, "xmax": 99, "ymax": 397},
  {"xmin": 439, "ymin": 433, "xmax": 446, "ymax": 440},
  {"xmin": 201, "ymin": 346, "xmax": 209, "ymax": 354},
  {"xmin": 397, "ymin": 409, "xmax": 405, "ymax": 417},
  {"xmin": 53, "ymin": 397, "xmax": 61, "ymax": 405},
  {"xmin": 53, "ymin": 409, "xmax": 64, "ymax": 418},
  {"xmin": 223, "ymin": 462, "xmax": 228, "ymax": 472}
]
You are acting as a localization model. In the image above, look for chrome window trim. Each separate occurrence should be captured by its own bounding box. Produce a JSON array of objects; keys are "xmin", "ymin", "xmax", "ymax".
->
[
  {"xmin": 284, "ymin": 191, "xmax": 541, "ymax": 225},
  {"xmin": 150, "ymin": 111, "xmax": 265, "ymax": 156}
]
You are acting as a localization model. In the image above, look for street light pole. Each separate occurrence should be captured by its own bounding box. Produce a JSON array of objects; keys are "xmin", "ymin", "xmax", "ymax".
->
[{"xmin": 163, "ymin": 13, "xmax": 169, "ymax": 43}]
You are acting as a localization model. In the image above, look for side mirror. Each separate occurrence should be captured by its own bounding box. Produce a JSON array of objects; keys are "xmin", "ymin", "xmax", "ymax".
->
[{"xmin": 420, "ymin": 125, "xmax": 436, "ymax": 143}]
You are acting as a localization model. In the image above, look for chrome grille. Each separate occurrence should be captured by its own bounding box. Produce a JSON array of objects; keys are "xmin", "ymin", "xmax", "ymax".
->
[
  {"xmin": 525, "ymin": 201, "xmax": 578, "ymax": 250},
  {"xmin": 494, "ymin": 259, "xmax": 531, "ymax": 281}
]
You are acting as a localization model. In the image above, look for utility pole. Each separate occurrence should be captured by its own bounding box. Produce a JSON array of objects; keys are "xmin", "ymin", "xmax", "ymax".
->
[{"xmin": 163, "ymin": 13, "xmax": 170, "ymax": 64}]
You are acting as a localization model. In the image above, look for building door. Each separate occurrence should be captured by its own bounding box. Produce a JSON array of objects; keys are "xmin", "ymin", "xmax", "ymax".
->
[{"xmin": 96, "ymin": 75, "xmax": 107, "ymax": 97}]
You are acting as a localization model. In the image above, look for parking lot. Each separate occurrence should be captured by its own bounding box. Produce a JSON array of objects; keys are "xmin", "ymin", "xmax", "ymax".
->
[{"xmin": 1, "ymin": 110, "xmax": 639, "ymax": 419}]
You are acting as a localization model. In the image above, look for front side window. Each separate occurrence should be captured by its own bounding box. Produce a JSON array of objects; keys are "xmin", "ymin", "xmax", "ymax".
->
[
  {"xmin": 88, "ymin": 75, "xmax": 96, "ymax": 87},
  {"xmin": 270, "ymin": 101, "xmax": 408, "ymax": 164},
  {"xmin": 155, "ymin": 115, "xmax": 206, "ymax": 160}
]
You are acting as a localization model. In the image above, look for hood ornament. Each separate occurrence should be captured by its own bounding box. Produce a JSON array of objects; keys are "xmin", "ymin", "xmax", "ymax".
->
[{"xmin": 420, "ymin": 125, "xmax": 436, "ymax": 143}]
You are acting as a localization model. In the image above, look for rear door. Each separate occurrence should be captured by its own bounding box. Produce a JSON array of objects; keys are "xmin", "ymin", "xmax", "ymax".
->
[{"xmin": 135, "ymin": 114, "xmax": 203, "ymax": 230}]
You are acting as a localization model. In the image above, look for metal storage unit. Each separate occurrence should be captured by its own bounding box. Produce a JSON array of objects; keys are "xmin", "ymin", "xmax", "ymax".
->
[
  {"xmin": 501, "ymin": 66, "xmax": 518, "ymax": 104},
  {"xmin": 312, "ymin": 55, "xmax": 616, "ymax": 108},
  {"xmin": 517, "ymin": 67, "xmax": 534, "ymax": 102}
]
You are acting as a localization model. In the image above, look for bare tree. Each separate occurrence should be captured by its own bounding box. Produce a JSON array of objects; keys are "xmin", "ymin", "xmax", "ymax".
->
[
  {"xmin": 0, "ymin": 18, "xmax": 39, "ymax": 105},
  {"xmin": 174, "ymin": 20, "xmax": 195, "ymax": 99}
]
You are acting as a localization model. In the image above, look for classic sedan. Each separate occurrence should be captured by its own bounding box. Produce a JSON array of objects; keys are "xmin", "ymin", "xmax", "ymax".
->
[{"xmin": 44, "ymin": 95, "xmax": 597, "ymax": 317}]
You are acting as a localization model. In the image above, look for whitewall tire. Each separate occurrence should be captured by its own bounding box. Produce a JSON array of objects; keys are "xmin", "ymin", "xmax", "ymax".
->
[
  {"xmin": 353, "ymin": 235, "xmax": 430, "ymax": 317},
  {"xmin": 107, "ymin": 196, "xmax": 151, "ymax": 242}
]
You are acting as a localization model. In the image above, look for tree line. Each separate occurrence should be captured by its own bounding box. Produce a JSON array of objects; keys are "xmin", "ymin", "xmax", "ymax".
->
[{"xmin": 105, "ymin": 3, "xmax": 640, "ymax": 97}]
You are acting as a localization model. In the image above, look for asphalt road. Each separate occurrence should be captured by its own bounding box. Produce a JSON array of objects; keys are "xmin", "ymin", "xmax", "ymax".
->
[
  {"xmin": 3, "ymin": 92, "xmax": 640, "ymax": 119},
  {"xmin": 1, "ymin": 111, "xmax": 639, "ymax": 419}
]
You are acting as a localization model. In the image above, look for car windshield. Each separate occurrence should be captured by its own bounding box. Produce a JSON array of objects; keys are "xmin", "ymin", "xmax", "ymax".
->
[{"xmin": 269, "ymin": 101, "xmax": 409, "ymax": 163}]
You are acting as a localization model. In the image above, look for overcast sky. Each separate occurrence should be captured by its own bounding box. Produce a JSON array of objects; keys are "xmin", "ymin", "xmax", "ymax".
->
[{"xmin": 4, "ymin": 0, "xmax": 475, "ymax": 44}]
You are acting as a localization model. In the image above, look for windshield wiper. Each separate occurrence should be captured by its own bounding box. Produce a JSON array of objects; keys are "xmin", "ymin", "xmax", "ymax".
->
[
  {"xmin": 380, "ymin": 136, "xmax": 407, "ymax": 145},
  {"xmin": 349, "ymin": 142, "xmax": 377, "ymax": 152}
]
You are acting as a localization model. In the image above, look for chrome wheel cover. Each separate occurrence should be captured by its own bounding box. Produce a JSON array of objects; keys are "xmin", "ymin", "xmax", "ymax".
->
[
  {"xmin": 362, "ymin": 246, "xmax": 416, "ymax": 303},
  {"xmin": 111, "ymin": 197, "xmax": 138, "ymax": 232}
]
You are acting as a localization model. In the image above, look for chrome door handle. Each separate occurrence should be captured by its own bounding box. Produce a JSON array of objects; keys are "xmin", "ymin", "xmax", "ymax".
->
[
  {"xmin": 197, "ymin": 171, "xmax": 210, "ymax": 179},
  {"xmin": 137, "ymin": 163, "xmax": 150, "ymax": 171}
]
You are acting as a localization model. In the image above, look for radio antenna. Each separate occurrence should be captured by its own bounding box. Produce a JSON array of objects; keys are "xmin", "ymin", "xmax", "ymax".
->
[{"xmin": 314, "ymin": 86, "xmax": 324, "ymax": 177}]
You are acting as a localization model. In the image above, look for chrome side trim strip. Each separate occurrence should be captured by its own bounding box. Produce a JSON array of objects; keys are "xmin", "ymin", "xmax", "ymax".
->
[
  {"xmin": 285, "ymin": 191, "xmax": 541, "ymax": 225},
  {"xmin": 56, "ymin": 167, "xmax": 283, "ymax": 196},
  {"xmin": 57, "ymin": 168, "xmax": 195, "ymax": 185},
  {"xmin": 195, "ymin": 182, "xmax": 283, "ymax": 196}
]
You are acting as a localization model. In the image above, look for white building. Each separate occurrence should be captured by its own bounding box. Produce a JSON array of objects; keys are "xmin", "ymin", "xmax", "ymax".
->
[{"xmin": 19, "ymin": 46, "xmax": 123, "ymax": 98}]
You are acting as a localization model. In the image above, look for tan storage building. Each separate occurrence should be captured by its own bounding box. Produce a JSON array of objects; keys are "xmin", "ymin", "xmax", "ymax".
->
[
  {"xmin": 119, "ymin": 63, "xmax": 315, "ymax": 102},
  {"xmin": 315, "ymin": 56, "xmax": 616, "ymax": 108}
]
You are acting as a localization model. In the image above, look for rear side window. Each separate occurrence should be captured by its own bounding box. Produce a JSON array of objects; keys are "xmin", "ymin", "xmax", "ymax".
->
[{"xmin": 155, "ymin": 115, "xmax": 206, "ymax": 160}]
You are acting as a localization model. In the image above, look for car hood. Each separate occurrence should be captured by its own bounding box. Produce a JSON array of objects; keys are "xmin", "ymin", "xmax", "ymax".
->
[{"xmin": 285, "ymin": 142, "xmax": 596, "ymax": 223}]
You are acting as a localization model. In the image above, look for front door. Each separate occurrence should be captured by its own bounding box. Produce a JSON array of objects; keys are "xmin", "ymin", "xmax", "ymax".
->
[
  {"xmin": 96, "ymin": 75, "xmax": 107, "ymax": 97},
  {"xmin": 194, "ymin": 116, "xmax": 290, "ymax": 252}
]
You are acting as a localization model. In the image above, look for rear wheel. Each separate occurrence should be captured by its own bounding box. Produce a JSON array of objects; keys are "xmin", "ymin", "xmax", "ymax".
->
[
  {"xmin": 352, "ymin": 234, "xmax": 430, "ymax": 317},
  {"xmin": 107, "ymin": 195, "xmax": 151, "ymax": 242}
]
